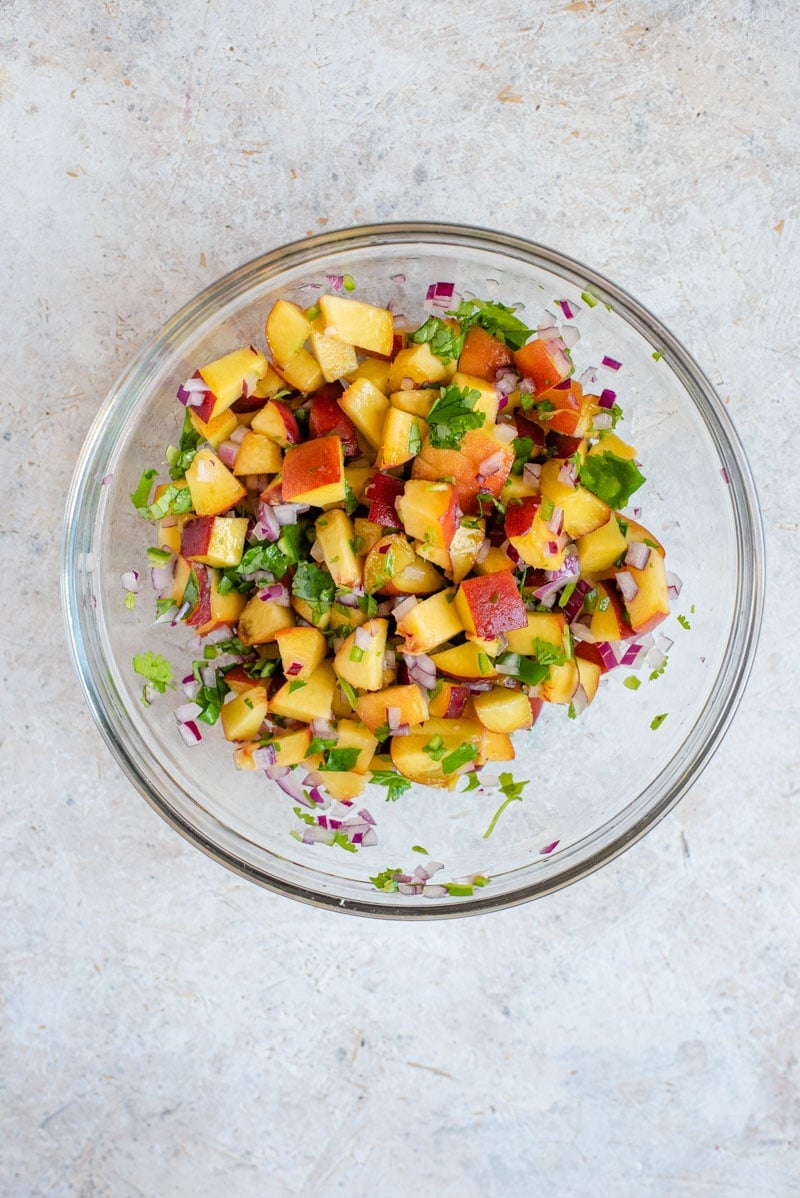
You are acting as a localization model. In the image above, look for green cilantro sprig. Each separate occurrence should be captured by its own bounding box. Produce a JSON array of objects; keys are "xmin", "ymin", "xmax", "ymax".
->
[
  {"xmin": 482, "ymin": 773, "xmax": 527, "ymax": 838},
  {"xmin": 408, "ymin": 316, "xmax": 466, "ymax": 362},
  {"xmin": 370, "ymin": 769, "xmax": 412, "ymax": 802},
  {"xmin": 511, "ymin": 436, "xmax": 534, "ymax": 476},
  {"xmin": 578, "ymin": 451, "xmax": 645, "ymax": 509},
  {"xmin": 166, "ymin": 410, "xmax": 202, "ymax": 481},
  {"xmin": 292, "ymin": 560, "xmax": 336, "ymax": 622},
  {"xmin": 441, "ymin": 744, "xmax": 478, "ymax": 774},
  {"xmin": 447, "ymin": 298, "xmax": 534, "ymax": 351},
  {"xmin": 320, "ymin": 747, "xmax": 361, "ymax": 772},
  {"xmin": 218, "ymin": 525, "xmax": 304, "ymax": 595},
  {"xmin": 132, "ymin": 651, "xmax": 175, "ymax": 705},
  {"xmin": 426, "ymin": 385, "xmax": 485, "ymax": 450}
]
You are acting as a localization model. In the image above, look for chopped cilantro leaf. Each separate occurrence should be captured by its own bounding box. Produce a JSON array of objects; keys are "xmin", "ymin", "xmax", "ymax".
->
[
  {"xmin": 343, "ymin": 479, "xmax": 359, "ymax": 516},
  {"xmin": 511, "ymin": 436, "xmax": 534, "ymax": 476},
  {"xmin": 194, "ymin": 669, "xmax": 230, "ymax": 725},
  {"xmin": 370, "ymin": 867, "xmax": 403, "ymax": 891},
  {"xmin": 441, "ymin": 744, "xmax": 478, "ymax": 774},
  {"xmin": 426, "ymin": 385, "xmax": 485, "ymax": 450},
  {"xmin": 677, "ymin": 614, "xmax": 691, "ymax": 630},
  {"xmin": 408, "ymin": 315, "xmax": 466, "ymax": 362},
  {"xmin": 533, "ymin": 638, "xmax": 566, "ymax": 666},
  {"xmin": 520, "ymin": 394, "xmax": 555, "ymax": 416},
  {"xmin": 411, "ymin": 845, "xmax": 428, "ymax": 855},
  {"xmin": 307, "ymin": 733, "xmax": 336, "ymax": 756},
  {"xmin": 243, "ymin": 657, "xmax": 278, "ymax": 681},
  {"xmin": 357, "ymin": 593, "xmax": 379, "ymax": 618},
  {"xmin": 288, "ymin": 679, "xmax": 307, "ymax": 694},
  {"xmin": 407, "ymin": 420, "xmax": 422, "ymax": 456},
  {"xmin": 448, "ymin": 298, "xmax": 534, "ymax": 351},
  {"xmin": 138, "ymin": 483, "xmax": 194, "ymax": 522},
  {"xmin": 339, "ymin": 678, "xmax": 358, "ymax": 709},
  {"xmin": 218, "ymin": 530, "xmax": 303, "ymax": 594},
  {"xmin": 650, "ymin": 712, "xmax": 668, "ymax": 730},
  {"xmin": 292, "ymin": 561, "xmax": 335, "ymax": 621},
  {"xmin": 370, "ymin": 769, "xmax": 412, "ymax": 802},
  {"xmin": 155, "ymin": 597, "xmax": 177, "ymax": 618},
  {"xmin": 132, "ymin": 651, "xmax": 174, "ymax": 695},
  {"xmin": 578, "ymin": 451, "xmax": 645, "ymax": 509},
  {"xmin": 483, "ymin": 772, "xmax": 527, "ymax": 837},
  {"xmin": 495, "ymin": 651, "xmax": 549, "ymax": 687},
  {"xmin": 166, "ymin": 410, "xmax": 202, "ymax": 481},
  {"xmin": 321, "ymin": 747, "xmax": 361, "ymax": 772}
]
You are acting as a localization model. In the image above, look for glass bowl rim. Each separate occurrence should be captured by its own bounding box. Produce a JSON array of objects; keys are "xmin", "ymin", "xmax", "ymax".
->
[{"xmin": 62, "ymin": 220, "xmax": 765, "ymax": 919}]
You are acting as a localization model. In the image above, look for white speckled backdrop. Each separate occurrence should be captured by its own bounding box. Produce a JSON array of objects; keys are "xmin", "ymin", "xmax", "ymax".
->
[{"xmin": 2, "ymin": 1, "xmax": 798, "ymax": 1195}]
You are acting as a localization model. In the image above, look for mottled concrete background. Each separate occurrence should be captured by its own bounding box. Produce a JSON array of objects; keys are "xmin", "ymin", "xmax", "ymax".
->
[{"xmin": 2, "ymin": 1, "xmax": 799, "ymax": 1195}]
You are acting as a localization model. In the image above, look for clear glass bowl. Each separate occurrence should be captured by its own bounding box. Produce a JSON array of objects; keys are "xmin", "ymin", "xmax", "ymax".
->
[{"xmin": 62, "ymin": 223, "xmax": 764, "ymax": 918}]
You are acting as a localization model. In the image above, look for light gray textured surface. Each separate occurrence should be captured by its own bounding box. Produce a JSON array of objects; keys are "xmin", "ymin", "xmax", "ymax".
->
[{"xmin": 2, "ymin": 1, "xmax": 799, "ymax": 1195}]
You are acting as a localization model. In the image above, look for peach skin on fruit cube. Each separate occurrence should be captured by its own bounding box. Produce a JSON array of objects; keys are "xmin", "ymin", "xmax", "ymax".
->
[
  {"xmin": 250, "ymin": 399, "xmax": 300, "ymax": 447},
  {"xmin": 457, "ymin": 325, "xmax": 514, "ymax": 381},
  {"xmin": 454, "ymin": 570, "xmax": 527, "ymax": 640},
  {"xmin": 513, "ymin": 337, "xmax": 572, "ymax": 396},
  {"xmin": 181, "ymin": 515, "xmax": 248, "ymax": 569},
  {"xmin": 428, "ymin": 680, "xmax": 470, "ymax": 719},
  {"xmin": 411, "ymin": 428, "xmax": 513, "ymax": 515},
  {"xmin": 195, "ymin": 568, "xmax": 247, "ymax": 636},
  {"xmin": 281, "ymin": 436, "xmax": 346, "ymax": 506}
]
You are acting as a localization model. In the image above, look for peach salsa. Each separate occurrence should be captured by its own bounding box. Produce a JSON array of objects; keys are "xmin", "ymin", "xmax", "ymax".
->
[{"xmin": 127, "ymin": 281, "xmax": 679, "ymax": 878}]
